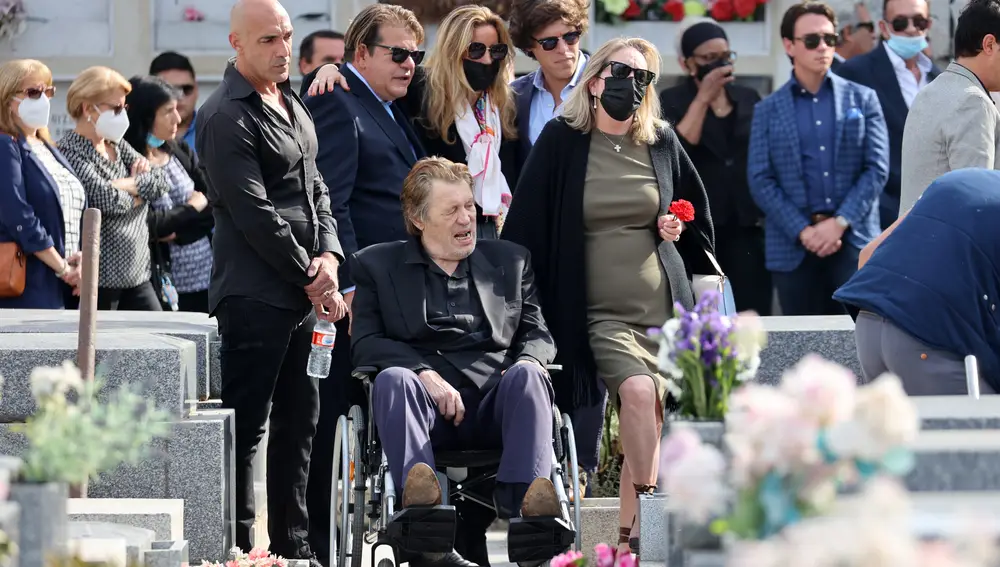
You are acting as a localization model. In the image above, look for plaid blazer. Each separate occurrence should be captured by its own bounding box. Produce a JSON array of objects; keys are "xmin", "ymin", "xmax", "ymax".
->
[{"xmin": 747, "ymin": 73, "xmax": 889, "ymax": 272}]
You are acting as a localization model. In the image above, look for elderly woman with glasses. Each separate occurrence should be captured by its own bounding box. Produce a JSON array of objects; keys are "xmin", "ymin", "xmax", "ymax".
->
[
  {"xmin": 502, "ymin": 37, "xmax": 716, "ymax": 559},
  {"xmin": 0, "ymin": 59, "xmax": 85, "ymax": 309},
  {"xmin": 58, "ymin": 66, "xmax": 169, "ymax": 311},
  {"xmin": 308, "ymin": 5, "xmax": 521, "ymax": 239}
]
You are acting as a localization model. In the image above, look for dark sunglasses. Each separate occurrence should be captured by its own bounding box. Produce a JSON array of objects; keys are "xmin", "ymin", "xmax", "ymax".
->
[
  {"xmin": 534, "ymin": 31, "xmax": 582, "ymax": 51},
  {"xmin": 468, "ymin": 42, "xmax": 509, "ymax": 61},
  {"xmin": 174, "ymin": 84, "xmax": 196, "ymax": 97},
  {"xmin": 19, "ymin": 86, "xmax": 55, "ymax": 99},
  {"xmin": 692, "ymin": 50, "xmax": 738, "ymax": 64},
  {"xmin": 97, "ymin": 102, "xmax": 127, "ymax": 116},
  {"xmin": 855, "ymin": 21, "xmax": 875, "ymax": 32},
  {"xmin": 371, "ymin": 43, "xmax": 425, "ymax": 65},
  {"xmin": 890, "ymin": 14, "xmax": 930, "ymax": 32},
  {"xmin": 797, "ymin": 33, "xmax": 839, "ymax": 49},
  {"xmin": 603, "ymin": 61, "xmax": 656, "ymax": 87}
]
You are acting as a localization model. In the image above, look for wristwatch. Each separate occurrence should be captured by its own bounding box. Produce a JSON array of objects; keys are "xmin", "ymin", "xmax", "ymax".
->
[{"xmin": 835, "ymin": 216, "xmax": 850, "ymax": 229}]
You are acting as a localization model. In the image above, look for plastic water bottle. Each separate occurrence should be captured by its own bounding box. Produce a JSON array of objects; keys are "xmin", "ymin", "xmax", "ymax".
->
[{"xmin": 306, "ymin": 320, "xmax": 336, "ymax": 379}]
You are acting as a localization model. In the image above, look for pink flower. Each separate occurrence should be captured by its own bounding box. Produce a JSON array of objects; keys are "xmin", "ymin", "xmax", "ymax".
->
[
  {"xmin": 183, "ymin": 6, "xmax": 205, "ymax": 21},
  {"xmin": 615, "ymin": 551, "xmax": 637, "ymax": 567},
  {"xmin": 594, "ymin": 543, "xmax": 615, "ymax": 567},
  {"xmin": 660, "ymin": 426, "xmax": 701, "ymax": 470},
  {"xmin": 256, "ymin": 559, "xmax": 275, "ymax": 567},
  {"xmin": 226, "ymin": 561, "xmax": 239, "ymax": 567},
  {"xmin": 780, "ymin": 355, "xmax": 856, "ymax": 427},
  {"xmin": 550, "ymin": 550, "xmax": 584, "ymax": 567},
  {"xmin": 247, "ymin": 549, "xmax": 269, "ymax": 561}
]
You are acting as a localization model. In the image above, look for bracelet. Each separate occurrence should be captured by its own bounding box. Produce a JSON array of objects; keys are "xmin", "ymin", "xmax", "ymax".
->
[{"xmin": 55, "ymin": 260, "xmax": 69, "ymax": 278}]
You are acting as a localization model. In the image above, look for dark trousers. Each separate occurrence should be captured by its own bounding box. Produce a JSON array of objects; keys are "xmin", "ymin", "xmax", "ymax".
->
[
  {"xmin": 879, "ymin": 192, "xmax": 900, "ymax": 230},
  {"xmin": 772, "ymin": 244, "xmax": 860, "ymax": 316},
  {"xmin": 216, "ymin": 296, "xmax": 320, "ymax": 556},
  {"xmin": 97, "ymin": 281, "xmax": 161, "ymax": 311},
  {"xmin": 716, "ymin": 225, "xmax": 773, "ymax": 316},
  {"xmin": 305, "ymin": 315, "xmax": 360, "ymax": 567},
  {"xmin": 372, "ymin": 365, "xmax": 553, "ymax": 496},
  {"xmin": 178, "ymin": 289, "xmax": 209, "ymax": 313}
]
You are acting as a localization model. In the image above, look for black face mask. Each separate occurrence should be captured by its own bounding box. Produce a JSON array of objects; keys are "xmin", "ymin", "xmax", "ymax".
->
[
  {"xmin": 695, "ymin": 59, "xmax": 733, "ymax": 81},
  {"xmin": 463, "ymin": 59, "xmax": 501, "ymax": 92},
  {"xmin": 600, "ymin": 77, "xmax": 644, "ymax": 122}
]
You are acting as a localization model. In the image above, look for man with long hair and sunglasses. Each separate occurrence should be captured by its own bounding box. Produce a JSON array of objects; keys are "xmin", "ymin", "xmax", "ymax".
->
[
  {"xmin": 898, "ymin": 0, "xmax": 1000, "ymax": 214},
  {"xmin": 836, "ymin": 0, "xmax": 940, "ymax": 229},
  {"xmin": 748, "ymin": 1, "xmax": 889, "ymax": 316}
]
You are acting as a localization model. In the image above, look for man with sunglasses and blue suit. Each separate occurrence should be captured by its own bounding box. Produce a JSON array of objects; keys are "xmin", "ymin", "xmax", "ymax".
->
[
  {"xmin": 836, "ymin": 0, "xmax": 940, "ymax": 228},
  {"xmin": 748, "ymin": 1, "xmax": 888, "ymax": 316}
]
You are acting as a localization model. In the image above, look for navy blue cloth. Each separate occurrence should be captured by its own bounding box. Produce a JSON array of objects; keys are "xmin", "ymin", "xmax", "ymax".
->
[
  {"xmin": 791, "ymin": 74, "xmax": 838, "ymax": 213},
  {"xmin": 0, "ymin": 134, "xmax": 79, "ymax": 309},
  {"xmin": 302, "ymin": 64, "xmax": 425, "ymax": 289},
  {"xmin": 837, "ymin": 43, "xmax": 942, "ymax": 227},
  {"xmin": 833, "ymin": 168, "xmax": 1000, "ymax": 391}
]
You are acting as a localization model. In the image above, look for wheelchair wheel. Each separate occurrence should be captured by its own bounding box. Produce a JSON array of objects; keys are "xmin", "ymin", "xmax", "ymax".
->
[
  {"xmin": 331, "ymin": 406, "xmax": 368, "ymax": 567},
  {"xmin": 561, "ymin": 413, "xmax": 583, "ymax": 552}
]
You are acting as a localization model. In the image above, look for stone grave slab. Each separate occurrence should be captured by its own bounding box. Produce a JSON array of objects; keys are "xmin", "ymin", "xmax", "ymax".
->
[
  {"xmin": 0, "ymin": 332, "xmax": 196, "ymax": 421},
  {"xmin": 579, "ymin": 498, "xmax": 620, "ymax": 563},
  {"xmin": 68, "ymin": 498, "xmax": 183, "ymax": 541},
  {"xmin": 0, "ymin": 309, "xmax": 217, "ymax": 400},
  {"xmin": 638, "ymin": 493, "xmax": 669, "ymax": 561},
  {"xmin": 68, "ymin": 521, "xmax": 155, "ymax": 567},
  {"xmin": 145, "ymin": 540, "xmax": 189, "ymax": 567},
  {"xmin": 914, "ymin": 396, "xmax": 1000, "ymax": 430},
  {"xmin": 757, "ymin": 316, "xmax": 860, "ymax": 385},
  {"xmin": 907, "ymin": 430, "xmax": 1000, "ymax": 491}
]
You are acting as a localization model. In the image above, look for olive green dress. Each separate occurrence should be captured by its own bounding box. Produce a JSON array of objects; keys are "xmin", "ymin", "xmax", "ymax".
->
[{"xmin": 584, "ymin": 132, "xmax": 672, "ymax": 408}]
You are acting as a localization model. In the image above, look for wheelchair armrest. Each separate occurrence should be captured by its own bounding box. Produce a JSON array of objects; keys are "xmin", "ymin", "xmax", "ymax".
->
[
  {"xmin": 352, "ymin": 366, "xmax": 379, "ymax": 381},
  {"xmin": 546, "ymin": 364, "xmax": 563, "ymax": 372}
]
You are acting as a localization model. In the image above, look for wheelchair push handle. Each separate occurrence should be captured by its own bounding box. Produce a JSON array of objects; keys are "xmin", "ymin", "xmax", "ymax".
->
[{"xmin": 353, "ymin": 363, "xmax": 563, "ymax": 380}]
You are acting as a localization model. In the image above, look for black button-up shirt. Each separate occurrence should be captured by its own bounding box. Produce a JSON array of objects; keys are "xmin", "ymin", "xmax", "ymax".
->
[
  {"xmin": 197, "ymin": 60, "xmax": 343, "ymax": 313},
  {"xmin": 423, "ymin": 257, "xmax": 491, "ymax": 346}
]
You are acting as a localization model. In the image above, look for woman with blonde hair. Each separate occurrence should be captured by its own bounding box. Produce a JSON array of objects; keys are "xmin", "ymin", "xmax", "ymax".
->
[
  {"xmin": 0, "ymin": 59, "xmax": 85, "ymax": 309},
  {"xmin": 308, "ymin": 4, "xmax": 522, "ymax": 238},
  {"xmin": 502, "ymin": 37, "xmax": 716, "ymax": 557},
  {"xmin": 58, "ymin": 66, "xmax": 169, "ymax": 311}
]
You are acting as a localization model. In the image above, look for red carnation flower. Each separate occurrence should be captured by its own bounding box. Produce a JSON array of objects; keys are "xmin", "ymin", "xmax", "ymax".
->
[
  {"xmin": 623, "ymin": 0, "xmax": 642, "ymax": 19},
  {"xmin": 733, "ymin": 0, "xmax": 757, "ymax": 18},
  {"xmin": 663, "ymin": 0, "xmax": 685, "ymax": 21},
  {"xmin": 669, "ymin": 199, "xmax": 696, "ymax": 223},
  {"xmin": 711, "ymin": 0, "xmax": 735, "ymax": 21}
]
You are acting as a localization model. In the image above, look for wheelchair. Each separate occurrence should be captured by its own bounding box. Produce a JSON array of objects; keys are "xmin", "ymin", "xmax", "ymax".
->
[{"xmin": 330, "ymin": 364, "xmax": 583, "ymax": 567}]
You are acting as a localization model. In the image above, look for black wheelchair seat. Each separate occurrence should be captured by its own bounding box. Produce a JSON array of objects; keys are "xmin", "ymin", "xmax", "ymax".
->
[{"xmin": 433, "ymin": 449, "xmax": 502, "ymax": 469}]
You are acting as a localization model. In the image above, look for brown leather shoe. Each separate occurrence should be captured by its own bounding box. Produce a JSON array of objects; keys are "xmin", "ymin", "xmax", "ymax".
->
[
  {"xmin": 402, "ymin": 462, "xmax": 442, "ymax": 508},
  {"xmin": 519, "ymin": 477, "xmax": 560, "ymax": 518}
]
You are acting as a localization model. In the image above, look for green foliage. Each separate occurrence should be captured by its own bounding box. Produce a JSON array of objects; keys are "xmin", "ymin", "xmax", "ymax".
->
[{"xmin": 12, "ymin": 362, "xmax": 171, "ymax": 485}]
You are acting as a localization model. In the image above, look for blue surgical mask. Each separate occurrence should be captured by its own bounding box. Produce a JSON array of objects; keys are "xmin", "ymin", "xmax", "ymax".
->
[
  {"xmin": 885, "ymin": 34, "xmax": 928, "ymax": 60},
  {"xmin": 147, "ymin": 133, "xmax": 166, "ymax": 148}
]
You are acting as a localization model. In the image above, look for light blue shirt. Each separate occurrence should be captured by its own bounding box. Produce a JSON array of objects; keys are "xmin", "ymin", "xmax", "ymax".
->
[{"xmin": 527, "ymin": 53, "xmax": 588, "ymax": 144}]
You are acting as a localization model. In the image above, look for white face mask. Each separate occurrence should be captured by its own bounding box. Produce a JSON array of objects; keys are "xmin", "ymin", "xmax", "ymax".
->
[
  {"xmin": 16, "ymin": 94, "xmax": 50, "ymax": 130},
  {"xmin": 92, "ymin": 106, "xmax": 130, "ymax": 143}
]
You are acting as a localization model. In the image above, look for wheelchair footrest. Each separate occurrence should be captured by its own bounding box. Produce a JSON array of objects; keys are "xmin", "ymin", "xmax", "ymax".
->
[
  {"xmin": 386, "ymin": 505, "xmax": 457, "ymax": 554},
  {"xmin": 506, "ymin": 516, "xmax": 576, "ymax": 563}
]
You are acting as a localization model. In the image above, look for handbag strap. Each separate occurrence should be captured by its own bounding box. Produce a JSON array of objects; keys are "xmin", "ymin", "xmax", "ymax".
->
[{"xmin": 681, "ymin": 222, "xmax": 726, "ymax": 278}]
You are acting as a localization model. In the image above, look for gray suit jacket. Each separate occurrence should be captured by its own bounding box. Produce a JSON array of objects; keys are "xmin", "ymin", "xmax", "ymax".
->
[{"xmin": 899, "ymin": 62, "xmax": 1000, "ymax": 214}]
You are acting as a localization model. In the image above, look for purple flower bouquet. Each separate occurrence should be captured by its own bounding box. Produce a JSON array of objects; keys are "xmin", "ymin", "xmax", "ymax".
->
[{"xmin": 650, "ymin": 290, "xmax": 766, "ymax": 419}]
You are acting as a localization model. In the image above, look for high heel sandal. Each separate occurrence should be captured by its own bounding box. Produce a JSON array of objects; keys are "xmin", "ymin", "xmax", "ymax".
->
[{"xmin": 625, "ymin": 483, "xmax": 657, "ymax": 558}]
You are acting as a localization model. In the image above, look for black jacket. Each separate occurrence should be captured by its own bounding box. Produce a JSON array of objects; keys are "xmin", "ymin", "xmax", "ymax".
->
[
  {"xmin": 349, "ymin": 237, "xmax": 556, "ymax": 392},
  {"xmin": 501, "ymin": 118, "xmax": 715, "ymax": 409},
  {"xmin": 659, "ymin": 80, "xmax": 763, "ymax": 228}
]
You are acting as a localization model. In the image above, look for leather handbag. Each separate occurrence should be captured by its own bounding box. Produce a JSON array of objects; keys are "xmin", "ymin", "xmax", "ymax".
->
[
  {"xmin": 691, "ymin": 248, "xmax": 737, "ymax": 315},
  {"xmin": 0, "ymin": 242, "xmax": 26, "ymax": 298}
]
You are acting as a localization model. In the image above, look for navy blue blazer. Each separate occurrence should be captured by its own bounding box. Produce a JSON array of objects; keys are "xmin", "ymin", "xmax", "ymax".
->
[
  {"xmin": 0, "ymin": 134, "xmax": 81, "ymax": 309},
  {"xmin": 303, "ymin": 64, "xmax": 426, "ymax": 290},
  {"xmin": 836, "ymin": 43, "xmax": 941, "ymax": 213},
  {"xmin": 511, "ymin": 71, "xmax": 536, "ymax": 170}
]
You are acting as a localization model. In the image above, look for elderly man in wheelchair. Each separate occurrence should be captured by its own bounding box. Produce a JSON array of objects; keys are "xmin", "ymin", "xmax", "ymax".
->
[{"xmin": 345, "ymin": 157, "xmax": 578, "ymax": 567}]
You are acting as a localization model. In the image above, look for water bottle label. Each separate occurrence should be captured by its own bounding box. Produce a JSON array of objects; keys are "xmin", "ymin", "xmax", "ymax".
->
[{"xmin": 312, "ymin": 331, "xmax": 335, "ymax": 347}]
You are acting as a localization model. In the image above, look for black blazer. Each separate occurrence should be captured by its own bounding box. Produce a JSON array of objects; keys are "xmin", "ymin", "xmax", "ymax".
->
[
  {"xmin": 397, "ymin": 67, "xmax": 524, "ymax": 202},
  {"xmin": 304, "ymin": 64, "xmax": 426, "ymax": 289},
  {"xmin": 501, "ymin": 118, "xmax": 715, "ymax": 409},
  {"xmin": 349, "ymin": 237, "xmax": 556, "ymax": 392},
  {"xmin": 147, "ymin": 140, "xmax": 215, "ymax": 263},
  {"xmin": 659, "ymin": 80, "xmax": 763, "ymax": 228},
  {"xmin": 836, "ymin": 43, "xmax": 941, "ymax": 206}
]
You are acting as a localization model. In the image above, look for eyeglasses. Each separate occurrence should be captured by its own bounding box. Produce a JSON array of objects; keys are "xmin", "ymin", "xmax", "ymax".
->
[
  {"xmin": 19, "ymin": 86, "xmax": 55, "ymax": 99},
  {"xmin": 468, "ymin": 42, "xmax": 509, "ymax": 61},
  {"xmin": 890, "ymin": 15, "xmax": 930, "ymax": 32},
  {"xmin": 97, "ymin": 102, "xmax": 127, "ymax": 116},
  {"xmin": 533, "ymin": 31, "xmax": 582, "ymax": 51},
  {"xmin": 691, "ymin": 50, "xmax": 738, "ymax": 64},
  {"xmin": 855, "ymin": 21, "xmax": 875, "ymax": 32},
  {"xmin": 174, "ymin": 84, "xmax": 196, "ymax": 97},
  {"xmin": 602, "ymin": 61, "xmax": 656, "ymax": 88},
  {"xmin": 796, "ymin": 33, "xmax": 839, "ymax": 49},
  {"xmin": 370, "ymin": 43, "xmax": 425, "ymax": 65}
]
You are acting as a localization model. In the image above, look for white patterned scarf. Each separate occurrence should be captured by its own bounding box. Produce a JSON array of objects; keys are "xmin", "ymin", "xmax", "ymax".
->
[{"xmin": 454, "ymin": 93, "xmax": 512, "ymax": 232}]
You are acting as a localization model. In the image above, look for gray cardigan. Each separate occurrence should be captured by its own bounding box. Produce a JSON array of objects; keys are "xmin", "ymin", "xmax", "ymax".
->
[{"xmin": 899, "ymin": 62, "xmax": 1000, "ymax": 214}]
